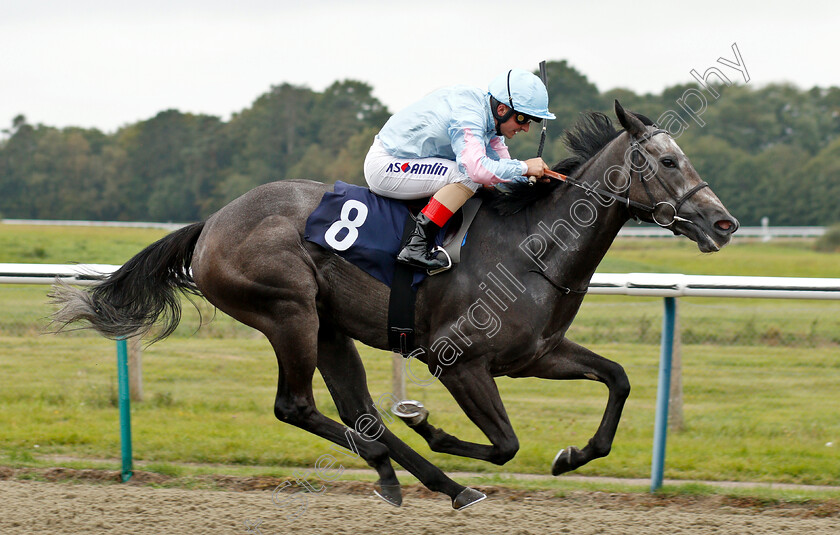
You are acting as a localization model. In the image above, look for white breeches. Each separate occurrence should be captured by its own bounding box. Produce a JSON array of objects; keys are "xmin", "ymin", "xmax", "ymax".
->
[{"xmin": 363, "ymin": 136, "xmax": 480, "ymax": 200}]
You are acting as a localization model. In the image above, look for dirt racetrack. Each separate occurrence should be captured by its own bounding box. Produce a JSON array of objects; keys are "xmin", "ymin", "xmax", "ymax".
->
[{"xmin": 1, "ymin": 468, "xmax": 839, "ymax": 534}]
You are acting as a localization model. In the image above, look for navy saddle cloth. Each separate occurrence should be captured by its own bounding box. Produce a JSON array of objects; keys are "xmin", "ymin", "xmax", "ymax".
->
[{"xmin": 304, "ymin": 181, "xmax": 449, "ymax": 287}]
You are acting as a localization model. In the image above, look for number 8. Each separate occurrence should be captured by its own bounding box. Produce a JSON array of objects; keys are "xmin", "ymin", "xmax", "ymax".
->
[{"xmin": 324, "ymin": 200, "xmax": 369, "ymax": 251}]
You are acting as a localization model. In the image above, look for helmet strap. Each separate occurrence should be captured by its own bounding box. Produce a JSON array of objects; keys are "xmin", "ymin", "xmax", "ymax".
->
[{"xmin": 489, "ymin": 96, "xmax": 513, "ymax": 136}]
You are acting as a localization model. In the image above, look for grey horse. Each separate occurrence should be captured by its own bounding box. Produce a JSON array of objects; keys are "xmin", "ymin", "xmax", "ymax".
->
[{"xmin": 51, "ymin": 102, "xmax": 738, "ymax": 510}]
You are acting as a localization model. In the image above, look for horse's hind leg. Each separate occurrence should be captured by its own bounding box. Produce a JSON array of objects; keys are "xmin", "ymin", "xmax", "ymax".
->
[
  {"xmin": 195, "ymin": 217, "xmax": 404, "ymax": 504},
  {"xmin": 261, "ymin": 307, "xmax": 400, "ymax": 500},
  {"xmin": 316, "ymin": 326, "xmax": 485, "ymax": 510},
  {"xmin": 509, "ymin": 337, "xmax": 631, "ymax": 475}
]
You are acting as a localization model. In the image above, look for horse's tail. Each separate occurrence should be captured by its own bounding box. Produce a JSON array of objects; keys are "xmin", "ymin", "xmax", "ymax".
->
[{"xmin": 49, "ymin": 221, "xmax": 206, "ymax": 343}]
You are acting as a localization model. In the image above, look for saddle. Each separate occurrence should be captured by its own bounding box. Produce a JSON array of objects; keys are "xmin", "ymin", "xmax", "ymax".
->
[
  {"xmin": 304, "ymin": 181, "xmax": 481, "ymax": 286},
  {"xmin": 304, "ymin": 181, "xmax": 482, "ymax": 355}
]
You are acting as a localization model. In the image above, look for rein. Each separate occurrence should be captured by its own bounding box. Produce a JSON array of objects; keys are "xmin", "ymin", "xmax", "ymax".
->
[{"xmin": 544, "ymin": 128, "xmax": 709, "ymax": 229}]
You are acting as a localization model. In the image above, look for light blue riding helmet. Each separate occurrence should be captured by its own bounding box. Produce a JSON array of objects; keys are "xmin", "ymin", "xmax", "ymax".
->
[{"xmin": 488, "ymin": 68, "xmax": 556, "ymax": 120}]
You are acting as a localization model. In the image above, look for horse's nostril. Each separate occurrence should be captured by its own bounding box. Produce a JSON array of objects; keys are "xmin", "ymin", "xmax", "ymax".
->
[{"xmin": 715, "ymin": 220, "xmax": 735, "ymax": 233}]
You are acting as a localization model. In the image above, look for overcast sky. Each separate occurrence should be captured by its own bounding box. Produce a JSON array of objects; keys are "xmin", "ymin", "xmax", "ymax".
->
[{"xmin": 2, "ymin": 0, "xmax": 838, "ymax": 134}]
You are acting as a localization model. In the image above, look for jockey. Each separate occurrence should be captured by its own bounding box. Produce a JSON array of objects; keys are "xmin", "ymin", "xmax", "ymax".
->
[{"xmin": 364, "ymin": 68, "xmax": 556, "ymax": 271}]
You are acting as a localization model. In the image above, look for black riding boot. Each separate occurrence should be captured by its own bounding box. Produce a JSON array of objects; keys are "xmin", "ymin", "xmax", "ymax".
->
[{"xmin": 397, "ymin": 213, "xmax": 448, "ymax": 271}]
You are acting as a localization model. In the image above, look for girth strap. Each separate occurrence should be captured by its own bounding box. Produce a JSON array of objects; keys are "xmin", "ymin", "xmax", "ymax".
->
[{"xmin": 388, "ymin": 214, "xmax": 418, "ymax": 356}]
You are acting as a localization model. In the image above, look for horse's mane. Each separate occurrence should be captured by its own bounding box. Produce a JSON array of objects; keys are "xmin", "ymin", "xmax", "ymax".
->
[{"xmin": 484, "ymin": 111, "xmax": 652, "ymax": 215}]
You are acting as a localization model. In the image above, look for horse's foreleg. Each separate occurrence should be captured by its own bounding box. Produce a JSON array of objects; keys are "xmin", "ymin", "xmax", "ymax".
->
[
  {"xmin": 315, "ymin": 329, "xmax": 484, "ymax": 510},
  {"xmin": 401, "ymin": 362, "xmax": 520, "ymax": 465},
  {"xmin": 509, "ymin": 337, "xmax": 631, "ymax": 475}
]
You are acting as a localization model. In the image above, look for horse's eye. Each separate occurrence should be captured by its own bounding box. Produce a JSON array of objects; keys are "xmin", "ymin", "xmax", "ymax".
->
[{"xmin": 661, "ymin": 158, "xmax": 677, "ymax": 169}]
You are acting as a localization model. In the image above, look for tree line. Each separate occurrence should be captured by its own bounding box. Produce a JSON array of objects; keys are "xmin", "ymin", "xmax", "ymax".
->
[{"xmin": 1, "ymin": 62, "xmax": 839, "ymax": 226}]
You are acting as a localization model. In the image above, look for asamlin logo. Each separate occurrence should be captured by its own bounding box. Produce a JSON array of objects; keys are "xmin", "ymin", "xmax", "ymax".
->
[{"xmin": 386, "ymin": 161, "xmax": 449, "ymax": 176}]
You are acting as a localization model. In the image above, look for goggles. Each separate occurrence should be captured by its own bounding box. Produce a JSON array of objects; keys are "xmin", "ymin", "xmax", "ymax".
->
[{"xmin": 513, "ymin": 112, "xmax": 541, "ymax": 126}]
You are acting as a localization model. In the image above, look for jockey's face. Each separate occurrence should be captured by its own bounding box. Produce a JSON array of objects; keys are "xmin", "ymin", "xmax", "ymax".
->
[{"xmin": 496, "ymin": 104, "xmax": 531, "ymax": 139}]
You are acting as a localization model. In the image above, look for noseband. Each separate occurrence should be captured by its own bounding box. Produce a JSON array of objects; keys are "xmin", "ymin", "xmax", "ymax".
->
[{"xmin": 560, "ymin": 128, "xmax": 709, "ymax": 229}]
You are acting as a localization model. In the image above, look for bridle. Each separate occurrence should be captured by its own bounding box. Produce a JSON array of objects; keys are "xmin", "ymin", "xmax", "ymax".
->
[
  {"xmin": 529, "ymin": 126, "xmax": 713, "ymax": 296},
  {"xmin": 550, "ymin": 127, "xmax": 709, "ymax": 229},
  {"xmin": 628, "ymin": 128, "xmax": 710, "ymax": 227}
]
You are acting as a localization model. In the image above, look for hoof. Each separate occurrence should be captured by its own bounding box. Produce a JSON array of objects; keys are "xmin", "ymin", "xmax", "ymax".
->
[
  {"xmin": 452, "ymin": 487, "xmax": 486, "ymax": 510},
  {"xmin": 392, "ymin": 400, "xmax": 429, "ymax": 427},
  {"xmin": 552, "ymin": 446, "xmax": 583, "ymax": 476},
  {"xmin": 374, "ymin": 481, "xmax": 402, "ymax": 507}
]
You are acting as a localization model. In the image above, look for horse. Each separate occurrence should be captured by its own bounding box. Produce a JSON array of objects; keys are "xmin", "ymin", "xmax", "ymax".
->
[{"xmin": 51, "ymin": 101, "xmax": 738, "ymax": 510}]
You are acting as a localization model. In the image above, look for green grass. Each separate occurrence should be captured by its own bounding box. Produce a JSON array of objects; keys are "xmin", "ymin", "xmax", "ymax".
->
[
  {"xmin": 3, "ymin": 223, "xmax": 837, "ymax": 275},
  {"xmin": 0, "ymin": 224, "xmax": 168, "ymax": 265},
  {"xmin": 0, "ymin": 223, "xmax": 839, "ymax": 492},
  {"xmin": 1, "ymin": 334, "xmax": 838, "ymax": 486},
  {"xmin": 599, "ymin": 235, "xmax": 840, "ymax": 277}
]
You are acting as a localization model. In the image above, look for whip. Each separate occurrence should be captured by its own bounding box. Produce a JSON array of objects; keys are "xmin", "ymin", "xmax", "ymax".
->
[{"xmin": 536, "ymin": 60, "xmax": 548, "ymax": 158}]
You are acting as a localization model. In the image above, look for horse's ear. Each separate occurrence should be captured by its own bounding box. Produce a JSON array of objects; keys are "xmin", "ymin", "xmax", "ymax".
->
[{"xmin": 614, "ymin": 100, "xmax": 646, "ymax": 137}]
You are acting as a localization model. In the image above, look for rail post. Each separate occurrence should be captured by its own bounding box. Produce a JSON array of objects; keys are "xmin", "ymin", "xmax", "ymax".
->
[
  {"xmin": 650, "ymin": 296, "xmax": 676, "ymax": 491},
  {"xmin": 116, "ymin": 338, "xmax": 133, "ymax": 482},
  {"xmin": 392, "ymin": 353, "xmax": 406, "ymax": 401}
]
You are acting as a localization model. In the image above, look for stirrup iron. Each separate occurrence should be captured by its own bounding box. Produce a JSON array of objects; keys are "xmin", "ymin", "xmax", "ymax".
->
[{"xmin": 427, "ymin": 246, "xmax": 452, "ymax": 275}]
